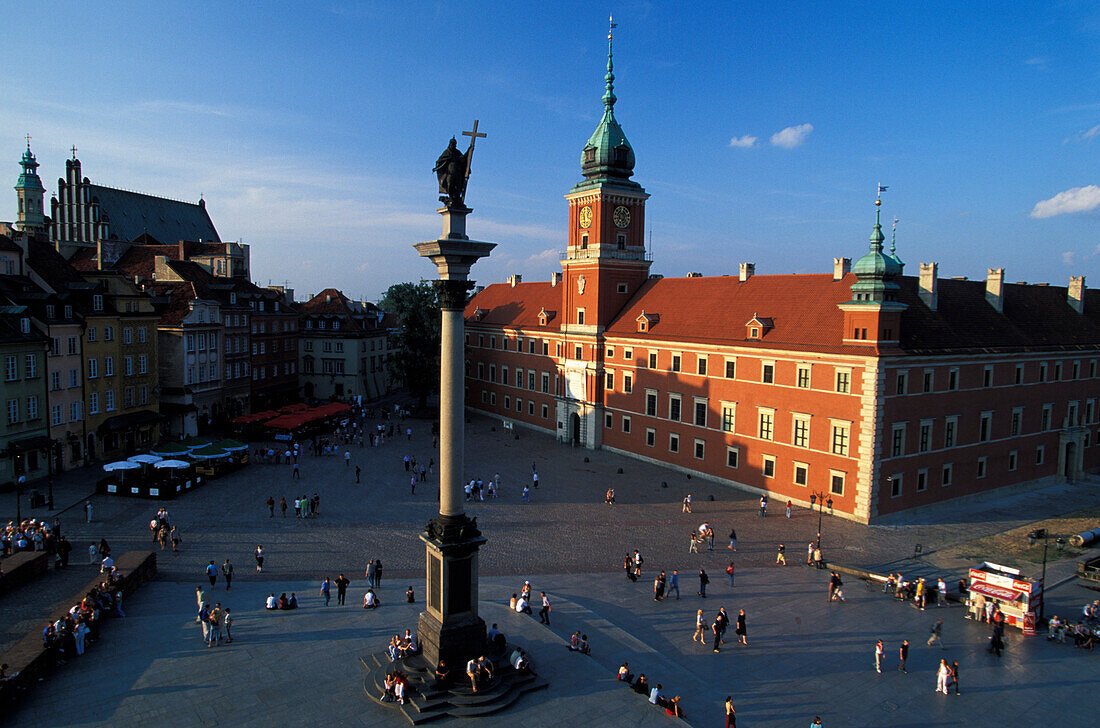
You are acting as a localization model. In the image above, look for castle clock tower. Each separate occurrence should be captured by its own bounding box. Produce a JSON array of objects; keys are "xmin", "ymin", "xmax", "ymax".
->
[
  {"xmin": 557, "ymin": 20, "xmax": 652, "ymax": 449},
  {"xmin": 561, "ymin": 21, "xmax": 652, "ymax": 334}
]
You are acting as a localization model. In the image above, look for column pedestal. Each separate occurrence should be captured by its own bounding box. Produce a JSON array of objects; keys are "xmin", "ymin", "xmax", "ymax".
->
[{"xmin": 417, "ymin": 514, "xmax": 487, "ymax": 669}]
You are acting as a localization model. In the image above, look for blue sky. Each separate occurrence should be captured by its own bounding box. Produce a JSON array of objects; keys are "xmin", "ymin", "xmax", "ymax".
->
[{"xmin": 3, "ymin": 1, "xmax": 1099, "ymax": 301}]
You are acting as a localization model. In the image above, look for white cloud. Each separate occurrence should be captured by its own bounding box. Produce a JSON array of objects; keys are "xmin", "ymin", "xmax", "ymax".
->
[
  {"xmin": 1030, "ymin": 185, "xmax": 1100, "ymax": 218},
  {"xmin": 770, "ymin": 123, "xmax": 814, "ymax": 149},
  {"xmin": 1024, "ymin": 57, "xmax": 1048, "ymax": 70},
  {"xmin": 1084, "ymin": 125, "xmax": 1100, "ymax": 141},
  {"xmin": 1062, "ymin": 251, "xmax": 1076, "ymax": 265},
  {"xmin": 728, "ymin": 135, "xmax": 757, "ymax": 148}
]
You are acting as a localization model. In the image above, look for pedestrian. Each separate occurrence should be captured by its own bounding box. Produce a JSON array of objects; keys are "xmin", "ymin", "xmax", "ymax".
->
[
  {"xmin": 712, "ymin": 607, "xmax": 729, "ymax": 652},
  {"xmin": 410, "ymin": 475, "xmax": 416, "ymax": 495},
  {"xmin": 267, "ymin": 496, "xmax": 275, "ymax": 517},
  {"xmin": 206, "ymin": 560, "xmax": 218, "ymax": 587},
  {"xmin": 807, "ymin": 541, "xmax": 815, "ymax": 566},
  {"xmin": 539, "ymin": 592, "xmax": 551, "ymax": 625},
  {"xmin": 406, "ymin": 586, "xmax": 415, "ymax": 603},
  {"xmin": 951, "ymin": 660, "xmax": 960, "ymax": 695},
  {"xmin": 874, "ymin": 639, "xmax": 884, "ymax": 673},
  {"xmin": 367, "ymin": 559, "xmax": 377, "ymax": 589},
  {"xmin": 522, "ymin": 485, "xmax": 530, "ymax": 502},
  {"xmin": 725, "ymin": 697, "xmax": 737, "ymax": 728},
  {"xmin": 170, "ymin": 525, "xmax": 181, "ymax": 552},
  {"xmin": 355, "ymin": 465, "xmax": 361, "ymax": 484},
  {"xmin": 936, "ymin": 658, "xmax": 951, "ymax": 694},
  {"xmin": 937, "ymin": 577, "xmax": 948, "ymax": 607},
  {"xmin": 532, "ymin": 471, "xmax": 539, "ymax": 489},
  {"xmin": 668, "ymin": 569, "xmax": 680, "ymax": 599},
  {"xmin": 254, "ymin": 545, "xmax": 264, "ymax": 572},
  {"xmin": 698, "ymin": 569, "xmax": 709, "ymax": 598},
  {"xmin": 735, "ymin": 609, "xmax": 747, "ymax": 645},
  {"xmin": 810, "ymin": 718, "xmax": 822, "ymax": 727},
  {"xmin": 682, "ymin": 494, "xmax": 692, "ymax": 513},
  {"xmin": 786, "ymin": 500, "xmax": 792, "ymax": 518},
  {"xmin": 321, "ymin": 577, "xmax": 331, "ymax": 606},
  {"xmin": 222, "ymin": 559, "xmax": 233, "ymax": 590},
  {"xmin": 927, "ymin": 618, "xmax": 945, "ymax": 649},
  {"xmin": 345, "ymin": 450, "xmax": 351, "ymax": 467},
  {"xmin": 898, "ymin": 639, "xmax": 909, "ymax": 673},
  {"xmin": 84, "ymin": 501, "xmax": 92, "ymax": 523},
  {"xmin": 195, "ymin": 586, "xmax": 206, "ymax": 622},
  {"xmin": 224, "ymin": 608, "xmax": 233, "ymax": 643},
  {"xmin": 294, "ymin": 498, "xmax": 302, "ymax": 518},
  {"xmin": 728, "ymin": 527, "xmax": 737, "ymax": 551},
  {"xmin": 692, "ymin": 609, "xmax": 706, "ymax": 644},
  {"xmin": 375, "ymin": 559, "xmax": 383, "ymax": 587},
  {"xmin": 336, "ymin": 573, "xmax": 350, "ymax": 605},
  {"xmin": 776, "ymin": 543, "xmax": 787, "ymax": 566},
  {"xmin": 292, "ymin": 462, "xmax": 300, "ymax": 479},
  {"xmin": 813, "ymin": 545, "xmax": 823, "ymax": 569},
  {"xmin": 280, "ymin": 496, "xmax": 287, "ymax": 517},
  {"xmin": 759, "ymin": 496, "xmax": 767, "ymax": 517},
  {"xmin": 726, "ymin": 562, "xmax": 735, "ymax": 588}
]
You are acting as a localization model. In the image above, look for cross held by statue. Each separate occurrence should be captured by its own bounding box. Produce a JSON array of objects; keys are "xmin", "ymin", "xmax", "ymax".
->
[{"xmin": 461, "ymin": 120, "xmax": 486, "ymax": 181}]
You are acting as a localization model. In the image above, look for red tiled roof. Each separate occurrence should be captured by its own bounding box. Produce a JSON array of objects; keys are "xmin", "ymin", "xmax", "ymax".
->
[
  {"xmin": 606, "ymin": 274, "xmax": 853, "ymax": 352},
  {"xmin": 465, "ymin": 282, "xmax": 564, "ymax": 330}
]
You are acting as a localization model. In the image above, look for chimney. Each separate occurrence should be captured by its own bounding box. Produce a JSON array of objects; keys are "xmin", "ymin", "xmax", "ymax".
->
[
  {"xmin": 739, "ymin": 262, "xmax": 755, "ymax": 282},
  {"xmin": 178, "ymin": 240, "xmax": 186, "ymax": 260},
  {"xmin": 832, "ymin": 257, "xmax": 851, "ymax": 281},
  {"xmin": 508, "ymin": 274, "xmax": 522, "ymax": 287},
  {"xmin": 1069, "ymin": 275, "xmax": 1086, "ymax": 314},
  {"xmin": 919, "ymin": 262, "xmax": 939, "ymax": 311},
  {"xmin": 550, "ymin": 272, "xmax": 561, "ymax": 287},
  {"xmin": 985, "ymin": 267, "xmax": 1005, "ymax": 313},
  {"xmin": 96, "ymin": 240, "xmax": 103, "ymax": 271}
]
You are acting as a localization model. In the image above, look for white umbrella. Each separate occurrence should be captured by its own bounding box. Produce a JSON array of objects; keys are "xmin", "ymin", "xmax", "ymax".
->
[
  {"xmin": 153, "ymin": 459, "xmax": 191, "ymax": 469},
  {"xmin": 103, "ymin": 461, "xmax": 140, "ymax": 472},
  {"xmin": 127, "ymin": 454, "xmax": 163, "ymax": 464}
]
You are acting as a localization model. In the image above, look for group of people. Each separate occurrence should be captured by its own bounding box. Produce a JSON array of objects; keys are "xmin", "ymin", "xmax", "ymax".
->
[
  {"xmin": 1046, "ymin": 601, "xmax": 1100, "ymax": 650},
  {"xmin": 265, "ymin": 493, "xmax": 320, "ymax": 518},
  {"xmin": 617, "ymin": 664, "xmax": 685, "ymax": 719},
  {"xmin": 386, "ymin": 630, "xmax": 418, "ymax": 661},
  {"xmin": 264, "ymin": 592, "xmax": 298, "ymax": 610},
  {"xmin": 1, "ymin": 517, "xmax": 74, "ymax": 571},
  {"xmin": 42, "ymin": 569, "xmax": 125, "ymax": 668},
  {"xmin": 147, "ymin": 508, "xmax": 181, "ymax": 552},
  {"xmin": 692, "ymin": 606, "xmax": 748, "ymax": 652},
  {"xmin": 507, "ymin": 580, "xmax": 551, "ymax": 624},
  {"xmin": 884, "ymin": 573, "xmax": 949, "ymax": 609},
  {"xmin": 464, "ymin": 474, "xmax": 498, "ymax": 501}
]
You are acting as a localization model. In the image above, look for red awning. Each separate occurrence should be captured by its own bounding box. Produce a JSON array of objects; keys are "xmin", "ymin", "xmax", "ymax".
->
[{"xmin": 970, "ymin": 581, "xmax": 1024, "ymax": 602}]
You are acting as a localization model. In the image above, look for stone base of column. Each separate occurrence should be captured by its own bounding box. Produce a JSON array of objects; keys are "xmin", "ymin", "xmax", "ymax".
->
[{"xmin": 417, "ymin": 514, "xmax": 487, "ymax": 670}]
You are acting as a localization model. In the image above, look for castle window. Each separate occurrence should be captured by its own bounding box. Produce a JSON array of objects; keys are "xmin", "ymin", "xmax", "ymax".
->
[
  {"xmin": 581, "ymin": 233, "xmax": 588, "ymax": 249},
  {"xmin": 617, "ymin": 234, "xmax": 625, "ymax": 249}
]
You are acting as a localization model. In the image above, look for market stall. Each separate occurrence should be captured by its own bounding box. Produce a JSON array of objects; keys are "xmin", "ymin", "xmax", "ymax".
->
[{"xmin": 967, "ymin": 562, "xmax": 1043, "ymax": 632}]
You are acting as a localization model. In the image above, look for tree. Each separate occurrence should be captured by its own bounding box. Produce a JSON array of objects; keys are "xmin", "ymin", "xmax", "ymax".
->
[{"xmin": 380, "ymin": 281, "xmax": 441, "ymax": 410}]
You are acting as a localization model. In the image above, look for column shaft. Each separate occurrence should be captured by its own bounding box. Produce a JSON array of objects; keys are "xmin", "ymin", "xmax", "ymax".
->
[{"xmin": 438, "ymin": 306, "xmax": 464, "ymax": 517}]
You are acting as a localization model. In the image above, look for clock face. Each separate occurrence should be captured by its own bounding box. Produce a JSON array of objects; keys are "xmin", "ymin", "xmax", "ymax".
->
[
  {"xmin": 613, "ymin": 205, "xmax": 631, "ymax": 229},
  {"xmin": 579, "ymin": 205, "xmax": 592, "ymax": 229}
]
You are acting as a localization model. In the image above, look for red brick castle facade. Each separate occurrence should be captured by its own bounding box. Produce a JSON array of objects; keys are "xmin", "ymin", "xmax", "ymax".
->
[{"xmin": 462, "ymin": 36, "xmax": 1100, "ymax": 522}]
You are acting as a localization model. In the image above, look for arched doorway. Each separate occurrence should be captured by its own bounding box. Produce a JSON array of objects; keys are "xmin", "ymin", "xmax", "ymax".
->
[{"xmin": 570, "ymin": 412, "xmax": 581, "ymax": 446}]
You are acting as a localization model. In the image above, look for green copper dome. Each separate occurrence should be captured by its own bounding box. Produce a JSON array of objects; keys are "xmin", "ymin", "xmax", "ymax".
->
[
  {"xmin": 849, "ymin": 207, "xmax": 902, "ymax": 302},
  {"xmin": 16, "ymin": 144, "xmax": 44, "ymax": 193},
  {"xmin": 574, "ymin": 29, "xmax": 638, "ymax": 191}
]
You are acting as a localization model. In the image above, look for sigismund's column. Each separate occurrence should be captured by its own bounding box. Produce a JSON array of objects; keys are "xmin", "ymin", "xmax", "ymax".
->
[{"xmin": 413, "ymin": 126, "xmax": 495, "ymax": 670}]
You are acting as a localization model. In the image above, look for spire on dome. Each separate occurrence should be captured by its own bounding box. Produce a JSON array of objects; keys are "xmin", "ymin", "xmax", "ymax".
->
[
  {"xmin": 574, "ymin": 17, "xmax": 640, "ymax": 191},
  {"xmin": 849, "ymin": 196, "xmax": 902, "ymax": 303}
]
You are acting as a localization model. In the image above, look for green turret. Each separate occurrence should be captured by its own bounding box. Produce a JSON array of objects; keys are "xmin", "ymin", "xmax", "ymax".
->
[
  {"xmin": 849, "ymin": 204, "xmax": 902, "ymax": 304},
  {"xmin": 15, "ymin": 139, "xmax": 46, "ymax": 233}
]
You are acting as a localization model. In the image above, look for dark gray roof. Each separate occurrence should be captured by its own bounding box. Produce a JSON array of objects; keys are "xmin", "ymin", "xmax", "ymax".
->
[{"xmin": 88, "ymin": 185, "xmax": 220, "ymax": 244}]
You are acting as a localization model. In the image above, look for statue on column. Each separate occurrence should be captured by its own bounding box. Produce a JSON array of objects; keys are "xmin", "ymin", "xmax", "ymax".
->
[{"xmin": 435, "ymin": 137, "xmax": 470, "ymax": 208}]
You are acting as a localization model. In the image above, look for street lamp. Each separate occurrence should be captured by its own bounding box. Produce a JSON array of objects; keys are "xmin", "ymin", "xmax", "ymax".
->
[
  {"xmin": 1027, "ymin": 528, "xmax": 1050, "ymax": 622},
  {"xmin": 809, "ymin": 491, "xmax": 831, "ymax": 550}
]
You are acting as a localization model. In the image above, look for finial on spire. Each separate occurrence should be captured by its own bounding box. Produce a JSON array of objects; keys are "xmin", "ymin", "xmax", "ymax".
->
[
  {"xmin": 24, "ymin": 133, "xmax": 31, "ymax": 150},
  {"xmin": 70, "ymin": 145, "xmax": 78, "ymax": 159},
  {"xmin": 603, "ymin": 15, "xmax": 617, "ymax": 111}
]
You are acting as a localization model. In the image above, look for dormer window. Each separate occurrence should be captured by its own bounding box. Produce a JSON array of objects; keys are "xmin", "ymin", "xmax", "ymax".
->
[
  {"xmin": 92, "ymin": 294, "xmax": 104, "ymax": 311},
  {"xmin": 636, "ymin": 311, "xmax": 659, "ymax": 333},
  {"xmin": 744, "ymin": 314, "xmax": 774, "ymax": 339},
  {"xmin": 537, "ymin": 308, "xmax": 556, "ymax": 326},
  {"xmin": 20, "ymin": 318, "xmax": 30, "ymax": 334},
  {"xmin": 584, "ymin": 147, "xmax": 596, "ymax": 163}
]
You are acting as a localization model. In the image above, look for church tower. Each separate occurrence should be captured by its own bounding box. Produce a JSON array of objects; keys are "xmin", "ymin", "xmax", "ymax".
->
[
  {"xmin": 561, "ymin": 20, "xmax": 652, "ymax": 334},
  {"xmin": 14, "ymin": 138, "xmax": 46, "ymax": 235}
]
